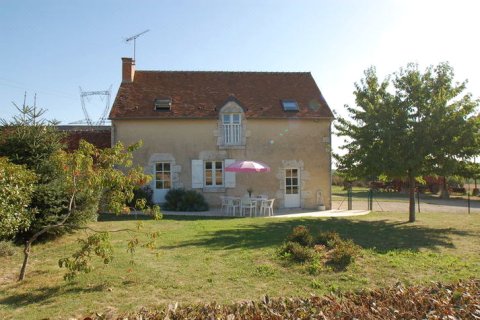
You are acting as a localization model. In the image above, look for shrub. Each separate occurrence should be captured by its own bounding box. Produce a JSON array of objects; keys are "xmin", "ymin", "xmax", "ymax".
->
[
  {"xmin": 280, "ymin": 241, "xmax": 315, "ymax": 262},
  {"xmin": 164, "ymin": 188, "xmax": 185, "ymax": 211},
  {"xmin": 128, "ymin": 185, "xmax": 154, "ymax": 208},
  {"xmin": 316, "ymin": 231, "xmax": 342, "ymax": 248},
  {"xmin": 165, "ymin": 189, "xmax": 209, "ymax": 211},
  {"xmin": 0, "ymin": 241, "xmax": 17, "ymax": 257},
  {"xmin": 328, "ymin": 239, "xmax": 361, "ymax": 270},
  {"xmin": 286, "ymin": 225, "xmax": 314, "ymax": 247},
  {"xmin": 0, "ymin": 157, "xmax": 36, "ymax": 239}
]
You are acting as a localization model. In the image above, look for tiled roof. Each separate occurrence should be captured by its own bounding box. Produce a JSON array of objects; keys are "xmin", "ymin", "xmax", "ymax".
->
[
  {"xmin": 60, "ymin": 128, "xmax": 111, "ymax": 151},
  {"xmin": 109, "ymin": 71, "xmax": 333, "ymax": 120}
]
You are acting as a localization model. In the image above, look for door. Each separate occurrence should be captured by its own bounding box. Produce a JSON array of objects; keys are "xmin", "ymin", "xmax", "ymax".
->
[
  {"xmin": 284, "ymin": 168, "xmax": 300, "ymax": 208},
  {"xmin": 153, "ymin": 162, "xmax": 171, "ymax": 203}
]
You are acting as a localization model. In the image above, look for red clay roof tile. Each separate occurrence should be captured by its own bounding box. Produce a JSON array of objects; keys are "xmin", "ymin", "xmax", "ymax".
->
[{"xmin": 109, "ymin": 71, "xmax": 333, "ymax": 120}]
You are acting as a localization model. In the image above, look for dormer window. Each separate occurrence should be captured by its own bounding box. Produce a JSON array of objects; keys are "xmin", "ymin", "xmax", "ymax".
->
[
  {"xmin": 154, "ymin": 98, "xmax": 172, "ymax": 111},
  {"xmin": 217, "ymin": 98, "xmax": 246, "ymax": 148},
  {"xmin": 222, "ymin": 113, "xmax": 242, "ymax": 145},
  {"xmin": 281, "ymin": 99, "xmax": 299, "ymax": 112}
]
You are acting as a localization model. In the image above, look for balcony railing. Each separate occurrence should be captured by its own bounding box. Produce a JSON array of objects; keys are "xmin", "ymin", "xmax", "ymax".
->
[{"xmin": 223, "ymin": 124, "xmax": 242, "ymax": 145}]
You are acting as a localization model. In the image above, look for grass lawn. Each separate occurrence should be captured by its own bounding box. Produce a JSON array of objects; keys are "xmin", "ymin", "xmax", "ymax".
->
[{"xmin": 1, "ymin": 211, "xmax": 479, "ymax": 319}]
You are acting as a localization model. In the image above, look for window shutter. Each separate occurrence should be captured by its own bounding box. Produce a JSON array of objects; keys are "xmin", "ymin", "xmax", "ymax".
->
[
  {"xmin": 191, "ymin": 160, "xmax": 203, "ymax": 188},
  {"xmin": 224, "ymin": 159, "xmax": 236, "ymax": 188}
]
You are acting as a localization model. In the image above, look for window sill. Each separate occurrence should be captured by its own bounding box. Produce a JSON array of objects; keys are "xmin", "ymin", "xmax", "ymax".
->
[
  {"xmin": 218, "ymin": 145, "xmax": 246, "ymax": 150},
  {"xmin": 203, "ymin": 187, "xmax": 226, "ymax": 193}
]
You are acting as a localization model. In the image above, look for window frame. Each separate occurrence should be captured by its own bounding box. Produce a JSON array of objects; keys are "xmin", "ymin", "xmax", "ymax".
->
[
  {"xmin": 155, "ymin": 162, "xmax": 172, "ymax": 190},
  {"xmin": 204, "ymin": 160, "xmax": 224, "ymax": 187}
]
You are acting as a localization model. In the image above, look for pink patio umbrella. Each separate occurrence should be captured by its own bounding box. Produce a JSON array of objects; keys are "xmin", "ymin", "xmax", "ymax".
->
[
  {"xmin": 225, "ymin": 160, "xmax": 271, "ymax": 173},
  {"xmin": 225, "ymin": 160, "xmax": 271, "ymax": 197}
]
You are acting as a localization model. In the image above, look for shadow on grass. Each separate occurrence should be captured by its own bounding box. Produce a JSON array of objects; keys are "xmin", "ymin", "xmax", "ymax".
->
[
  {"xmin": 97, "ymin": 212, "xmax": 232, "ymax": 222},
  {"xmin": 0, "ymin": 284, "xmax": 105, "ymax": 307},
  {"xmin": 160, "ymin": 218, "xmax": 474, "ymax": 253}
]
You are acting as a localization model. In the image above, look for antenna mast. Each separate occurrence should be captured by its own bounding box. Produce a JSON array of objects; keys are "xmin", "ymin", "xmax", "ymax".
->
[{"xmin": 125, "ymin": 29, "xmax": 150, "ymax": 61}]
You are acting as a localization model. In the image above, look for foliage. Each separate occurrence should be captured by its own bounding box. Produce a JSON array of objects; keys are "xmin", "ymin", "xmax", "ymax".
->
[
  {"xmin": 58, "ymin": 232, "xmax": 113, "ymax": 281},
  {"xmin": 128, "ymin": 185, "xmax": 154, "ymax": 208},
  {"xmin": 0, "ymin": 104, "xmax": 75, "ymax": 240},
  {"xmin": 281, "ymin": 226, "xmax": 360, "ymax": 270},
  {"xmin": 105, "ymin": 280, "xmax": 480, "ymax": 319},
  {"xmin": 18, "ymin": 140, "xmax": 154, "ymax": 281},
  {"xmin": 0, "ymin": 157, "xmax": 37, "ymax": 239},
  {"xmin": 286, "ymin": 225, "xmax": 314, "ymax": 247},
  {"xmin": 335, "ymin": 62, "xmax": 480, "ymax": 221},
  {"xmin": 280, "ymin": 241, "xmax": 315, "ymax": 262},
  {"xmin": 164, "ymin": 188, "xmax": 209, "ymax": 211},
  {"xmin": 0, "ymin": 241, "xmax": 17, "ymax": 257}
]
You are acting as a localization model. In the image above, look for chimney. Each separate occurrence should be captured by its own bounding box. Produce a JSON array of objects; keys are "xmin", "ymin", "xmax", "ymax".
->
[{"xmin": 122, "ymin": 57, "xmax": 135, "ymax": 83}]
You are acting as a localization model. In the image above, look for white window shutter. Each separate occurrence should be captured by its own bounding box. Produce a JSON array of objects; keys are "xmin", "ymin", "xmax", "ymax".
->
[
  {"xmin": 224, "ymin": 159, "xmax": 236, "ymax": 188},
  {"xmin": 191, "ymin": 160, "xmax": 204, "ymax": 188}
]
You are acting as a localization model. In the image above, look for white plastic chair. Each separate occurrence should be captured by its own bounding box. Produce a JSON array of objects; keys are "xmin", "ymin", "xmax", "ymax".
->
[
  {"xmin": 241, "ymin": 198, "xmax": 256, "ymax": 217},
  {"xmin": 260, "ymin": 199, "xmax": 275, "ymax": 216},
  {"xmin": 221, "ymin": 196, "xmax": 239, "ymax": 216}
]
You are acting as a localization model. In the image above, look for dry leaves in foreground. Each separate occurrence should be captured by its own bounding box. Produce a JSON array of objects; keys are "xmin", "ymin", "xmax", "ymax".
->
[{"xmin": 87, "ymin": 279, "xmax": 480, "ymax": 319}]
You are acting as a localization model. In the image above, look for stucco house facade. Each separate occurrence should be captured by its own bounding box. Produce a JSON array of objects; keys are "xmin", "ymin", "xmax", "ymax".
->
[{"xmin": 109, "ymin": 58, "xmax": 334, "ymax": 210}]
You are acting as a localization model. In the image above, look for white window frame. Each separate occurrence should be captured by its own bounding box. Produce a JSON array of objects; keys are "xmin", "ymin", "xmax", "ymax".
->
[
  {"xmin": 222, "ymin": 113, "xmax": 242, "ymax": 145},
  {"xmin": 204, "ymin": 160, "xmax": 224, "ymax": 187},
  {"xmin": 155, "ymin": 162, "xmax": 172, "ymax": 190}
]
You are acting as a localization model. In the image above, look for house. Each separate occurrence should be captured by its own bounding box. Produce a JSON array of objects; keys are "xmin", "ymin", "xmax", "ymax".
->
[{"xmin": 109, "ymin": 58, "xmax": 334, "ymax": 210}]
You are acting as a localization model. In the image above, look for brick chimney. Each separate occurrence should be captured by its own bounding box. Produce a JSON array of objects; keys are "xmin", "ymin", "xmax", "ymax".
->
[{"xmin": 122, "ymin": 57, "xmax": 135, "ymax": 83}]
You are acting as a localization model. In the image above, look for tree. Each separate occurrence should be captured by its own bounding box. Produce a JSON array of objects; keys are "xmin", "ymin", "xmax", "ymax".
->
[
  {"xmin": 0, "ymin": 158, "xmax": 37, "ymax": 239},
  {"xmin": 335, "ymin": 63, "xmax": 480, "ymax": 222},
  {"xmin": 18, "ymin": 140, "xmax": 154, "ymax": 281},
  {"xmin": 0, "ymin": 104, "xmax": 73, "ymax": 239}
]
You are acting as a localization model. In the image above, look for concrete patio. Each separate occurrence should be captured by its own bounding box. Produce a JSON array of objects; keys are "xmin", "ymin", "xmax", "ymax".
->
[{"xmin": 160, "ymin": 208, "xmax": 370, "ymax": 218}]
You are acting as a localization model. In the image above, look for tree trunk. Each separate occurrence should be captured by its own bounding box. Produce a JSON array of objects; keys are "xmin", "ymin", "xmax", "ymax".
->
[
  {"xmin": 18, "ymin": 241, "xmax": 31, "ymax": 281},
  {"xmin": 440, "ymin": 176, "xmax": 450, "ymax": 199},
  {"xmin": 408, "ymin": 174, "xmax": 416, "ymax": 222}
]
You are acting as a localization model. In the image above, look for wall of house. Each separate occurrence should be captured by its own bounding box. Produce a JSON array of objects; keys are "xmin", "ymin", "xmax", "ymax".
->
[{"xmin": 112, "ymin": 118, "xmax": 332, "ymax": 210}]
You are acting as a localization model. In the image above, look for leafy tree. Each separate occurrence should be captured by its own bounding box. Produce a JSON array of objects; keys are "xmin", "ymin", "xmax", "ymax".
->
[
  {"xmin": 0, "ymin": 104, "xmax": 73, "ymax": 239},
  {"xmin": 335, "ymin": 63, "xmax": 480, "ymax": 222},
  {"xmin": 0, "ymin": 158, "xmax": 37, "ymax": 239},
  {"xmin": 18, "ymin": 140, "xmax": 154, "ymax": 281}
]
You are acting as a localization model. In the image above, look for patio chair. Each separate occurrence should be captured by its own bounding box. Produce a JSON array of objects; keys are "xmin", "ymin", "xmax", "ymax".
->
[
  {"xmin": 220, "ymin": 196, "xmax": 239, "ymax": 216},
  {"xmin": 241, "ymin": 198, "xmax": 257, "ymax": 217},
  {"xmin": 259, "ymin": 199, "xmax": 275, "ymax": 216}
]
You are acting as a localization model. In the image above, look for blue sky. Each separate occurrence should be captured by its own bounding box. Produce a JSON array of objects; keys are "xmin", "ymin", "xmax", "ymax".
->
[{"xmin": 1, "ymin": 0, "xmax": 479, "ymax": 153}]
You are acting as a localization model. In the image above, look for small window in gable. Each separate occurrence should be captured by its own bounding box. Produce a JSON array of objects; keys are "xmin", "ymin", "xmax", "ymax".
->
[
  {"xmin": 154, "ymin": 98, "xmax": 172, "ymax": 111},
  {"xmin": 281, "ymin": 100, "xmax": 299, "ymax": 112}
]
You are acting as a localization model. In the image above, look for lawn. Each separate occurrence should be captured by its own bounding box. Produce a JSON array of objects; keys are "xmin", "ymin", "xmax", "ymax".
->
[{"xmin": 1, "ymin": 211, "xmax": 479, "ymax": 319}]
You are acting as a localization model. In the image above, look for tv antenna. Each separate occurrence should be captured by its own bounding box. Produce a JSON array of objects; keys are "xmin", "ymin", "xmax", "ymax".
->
[
  {"xmin": 125, "ymin": 29, "xmax": 150, "ymax": 61},
  {"xmin": 70, "ymin": 86, "xmax": 112, "ymax": 126}
]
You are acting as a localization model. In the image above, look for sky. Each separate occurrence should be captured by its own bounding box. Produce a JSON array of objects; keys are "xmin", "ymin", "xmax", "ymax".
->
[{"xmin": 1, "ymin": 0, "xmax": 479, "ymax": 156}]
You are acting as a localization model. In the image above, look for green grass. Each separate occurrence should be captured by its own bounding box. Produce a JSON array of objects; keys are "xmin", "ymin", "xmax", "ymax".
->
[{"xmin": 1, "ymin": 211, "xmax": 479, "ymax": 319}]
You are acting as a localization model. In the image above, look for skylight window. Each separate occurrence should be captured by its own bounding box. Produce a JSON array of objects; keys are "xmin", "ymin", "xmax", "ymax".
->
[
  {"xmin": 281, "ymin": 100, "xmax": 299, "ymax": 111},
  {"xmin": 154, "ymin": 98, "xmax": 172, "ymax": 111}
]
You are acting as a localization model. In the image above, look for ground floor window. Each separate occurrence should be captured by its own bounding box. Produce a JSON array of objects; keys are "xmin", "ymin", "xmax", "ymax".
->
[
  {"xmin": 155, "ymin": 162, "xmax": 171, "ymax": 189},
  {"xmin": 205, "ymin": 161, "xmax": 223, "ymax": 187}
]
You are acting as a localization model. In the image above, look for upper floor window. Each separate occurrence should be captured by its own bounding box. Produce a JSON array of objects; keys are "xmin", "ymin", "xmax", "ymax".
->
[{"xmin": 222, "ymin": 113, "xmax": 242, "ymax": 145}]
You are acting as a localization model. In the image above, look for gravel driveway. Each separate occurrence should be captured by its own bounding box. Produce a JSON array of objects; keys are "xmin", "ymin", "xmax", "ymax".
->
[{"xmin": 332, "ymin": 198, "xmax": 480, "ymax": 214}]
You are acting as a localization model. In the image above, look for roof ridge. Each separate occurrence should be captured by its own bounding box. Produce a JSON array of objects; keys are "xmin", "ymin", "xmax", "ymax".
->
[{"xmin": 136, "ymin": 70, "xmax": 311, "ymax": 75}]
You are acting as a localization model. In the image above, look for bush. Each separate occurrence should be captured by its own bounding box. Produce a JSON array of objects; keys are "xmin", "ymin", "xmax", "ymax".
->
[
  {"xmin": 0, "ymin": 241, "xmax": 17, "ymax": 257},
  {"xmin": 328, "ymin": 239, "xmax": 360, "ymax": 270},
  {"xmin": 0, "ymin": 157, "xmax": 36, "ymax": 239},
  {"xmin": 286, "ymin": 225, "xmax": 314, "ymax": 247},
  {"xmin": 280, "ymin": 241, "xmax": 315, "ymax": 262},
  {"xmin": 164, "ymin": 189, "xmax": 209, "ymax": 211},
  {"xmin": 316, "ymin": 231, "xmax": 342, "ymax": 248},
  {"xmin": 128, "ymin": 185, "xmax": 154, "ymax": 208}
]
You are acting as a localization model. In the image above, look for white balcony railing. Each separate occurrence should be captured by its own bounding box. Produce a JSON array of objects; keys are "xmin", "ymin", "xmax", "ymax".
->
[{"xmin": 223, "ymin": 124, "xmax": 242, "ymax": 145}]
